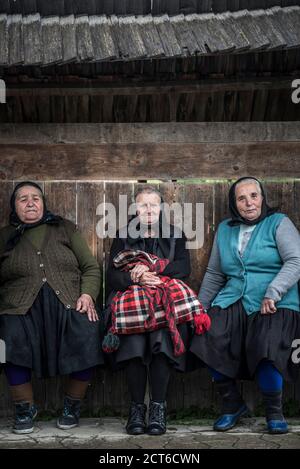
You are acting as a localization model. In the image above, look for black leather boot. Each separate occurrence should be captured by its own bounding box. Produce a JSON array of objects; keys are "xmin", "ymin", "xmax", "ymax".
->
[
  {"xmin": 262, "ymin": 391, "xmax": 288, "ymax": 434},
  {"xmin": 147, "ymin": 400, "xmax": 167, "ymax": 436},
  {"xmin": 13, "ymin": 402, "xmax": 37, "ymax": 434},
  {"xmin": 213, "ymin": 380, "xmax": 249, "ymax": 431},
  {"xmin": 126, "ymin": 402, "xmax": 147, "ymax": 435},
  {"xmin": 57, "ymin": 396, "xmax": 81, "ymax": 430}
]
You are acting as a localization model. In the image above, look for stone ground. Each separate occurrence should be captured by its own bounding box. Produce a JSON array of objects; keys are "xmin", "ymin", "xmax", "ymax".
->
[{"xmin": 0, "ymin": 417, "xmax": 300, "ymax": 449}]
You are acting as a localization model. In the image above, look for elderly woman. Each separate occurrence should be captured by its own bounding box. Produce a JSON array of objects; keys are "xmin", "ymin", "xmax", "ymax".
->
[
  {"xmin": 106, "ymin": 185, "xmax": 194, "ymax": 436},
  {"xmin": 190, "ymin": 177, "xmax": 300, "ymax": 434},
  {"xmin": 0, "ymin": 181, "xmax": 103, "ymax": 434}
]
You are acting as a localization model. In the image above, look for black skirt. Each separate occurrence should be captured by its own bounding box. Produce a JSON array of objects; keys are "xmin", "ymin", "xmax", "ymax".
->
[
  {"xmin": 190, "ymin": 300, "xmax": 300, "ymax": 382},
  {"xmin": 106, "ymin": 321, "xmax": 196, "ymax": 373},
  {"xmin": 0, "ymin": 284, "xmax": 104, "ymax": 378}
]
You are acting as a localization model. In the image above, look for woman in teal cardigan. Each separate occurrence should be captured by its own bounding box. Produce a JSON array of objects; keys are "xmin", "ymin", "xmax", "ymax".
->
[{"xmin": 190, "ymin": 177, "xmax": 300, "ymax": 434}]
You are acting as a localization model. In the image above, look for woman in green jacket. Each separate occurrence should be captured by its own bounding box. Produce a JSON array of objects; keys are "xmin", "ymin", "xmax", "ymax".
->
[{"xmin": 0, "ymin": 181, "xmax": 103, "ymax": 434}]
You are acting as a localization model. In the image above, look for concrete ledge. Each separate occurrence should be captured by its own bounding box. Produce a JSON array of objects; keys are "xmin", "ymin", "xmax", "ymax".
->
[{"xmin": 0, "ymin": 417, "xmax": 300, "ymax": 449}]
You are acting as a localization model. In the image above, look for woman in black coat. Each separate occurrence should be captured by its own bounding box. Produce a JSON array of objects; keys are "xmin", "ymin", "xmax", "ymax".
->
[{"xmin": 106, "ymin": 185, "xmax": 192, "ymax": 436}]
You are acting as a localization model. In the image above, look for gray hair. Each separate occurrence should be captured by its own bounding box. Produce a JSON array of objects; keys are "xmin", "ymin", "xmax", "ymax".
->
[
  {"xmin": 134, "ymin": 185, "xmax": 162, "ymax": 202},
  {"xmin": 235, "ymin": 178, "xmax": 262, "ymax": 196}
]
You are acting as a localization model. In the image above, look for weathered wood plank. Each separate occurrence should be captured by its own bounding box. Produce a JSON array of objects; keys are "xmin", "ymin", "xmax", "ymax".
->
[
  {"xmin": 75, "ymin": 16, "xmax": 94, "ymax": 61},
  {"xmin": 1, "ymin": 141, "xmax": 300, "ymax": 180},
  {"xmin": 84, "ymin": 367, "xmax": 105, "ymax": 417},
  {"xmin": 170, "ymin": 14, "xmax": 201, "ymax": 55},
  {"xmin": 0, "ymin": 14, "xmax": 8, "ymax": 65},
  {"xmin": 44, "ymin": 181, "xmax": 76, "ymax": 223},
  {"xmin": 8, "ymin": 14, "xmax": 24, "ymax": 64},
  {"xmin": 214, "ymin": 181, "xmax": 231, "ymax": 229},
  {"xmin": 154, "ymin": 15, "xmax": 182, "ymax": 57},
  {"xmin": 137, "ymin": 15, "xmax": 165, "ymax": 58},
  {"xmin": 111, "ymin": 16, "xmax": 147, "ymax": 60},
  {"xmin": 102, "ymin": 369, "xmax": 130, "ymax": 414},
  {"xmin": 20, "ymin": 95, "xmax": 38, "ymax": 122},
  {"xmin": 269, "ymin": 6, "xmax": 299, "ymax": 49},
  {"xmin": 218, "ymin": 12, "xmax": 251, "ymax": 52},
  {"xmin": 252, "ymin": 9, "xmax": 286, "ymax": 51},
  {"xmin": 41, "ymin": 16, "xmax": 62, "ymax": 65},
  {"xmin": 23, "ymin": 13, "xmax": 41, "ymax": 65},
  {"xmin": 22, "ymin": 0, "xmax": 38, "ymax": 15},
  {"xmin": 76, "ymin": 181, "xmax": 104, "ymax": 257},
  {"xmin": 50, "ymin": 96, "xmax": 65, "ymax": 123},
  {"xmin": 264, "ymin": 181, "xmax": 298, "ymax": 227},
  {"xmin": 232, "ymin": 10, "xmax": 270, "ymax": 51},
  {"xmin": 272, "ymin": 6, "xmax": 300, "ymax": 49},
  {"xmin": 167, "ymin": 371, "xmax": 185, "ymax": 412},
  {"xmin": 37, "ymin": 0, "xmax": 63, "ymax": 16},
  {"xmin": 126, "ymin": 0, "xmax": 151, "ymax": 15},
  {"xmin": 36, "ymin": 96, "xmax": 51, "ymax": 123},
  {"xmin": 5, "ymin": 76, "xmax": 294, "ymax": 100},
  {"xmin": 60, "ymin": 15, "xmax": 77, "ymax": 63},
  {"xmin": 186, "ymin": 14, "xmax": 218, "ymax": 53},
  {"xmin": 76, "ymin": 182, "xmax": 105, "ymax": 305},
  {"xmin": 169, "ymin": 182, "xmax": 214, "ymax": 292},
  {"xmin": 0, "ymin": 375, "xmax": 13, "ymax": 417},
  {"xmin": 293, "ymin": 181, "xmax": 300, "ymax": 231},
  {"xmin": 0, "ymin": 181, "xmax": 14, "ymax": 228},
  {"xmin": 0, "ymin": 121, "xmax": 300, "ymax": 144},
  {"xmin": 152, "ymin": 0, "xmax": 180, "ymax": 16},
  {"xmin": 89, "ymin": 16, "xmax": 118, "ymax": 61},
  {"xmin": 182, "ymin": 369, "xmax": 214, "ymax": 411},
  {"xmin": 203, "ymin": 14, "xmax": 237, "ymax": 53}
]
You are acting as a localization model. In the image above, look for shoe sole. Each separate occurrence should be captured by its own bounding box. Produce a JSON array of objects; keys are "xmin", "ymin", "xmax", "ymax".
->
[
  {"xmin": 126, "ymin": 428, "xmax": 145, "ymax": 435},
  {"xmin": 56, "ymin": 421, "xmax": 78, "ymax": 430},
  {"xmin": 13, "ymin": 427, "xmax": 34, "ymax": 435},
  {"xmin": 268, "ymin": 428, "xmax": 289, "ymax": 435},
  {"xmin": 13, "ymin": 409, "xmax": 38, "ymax": 435},
  {"xmin": 147, "ymin": 430, "xmax": 166, "ymax": 436}
]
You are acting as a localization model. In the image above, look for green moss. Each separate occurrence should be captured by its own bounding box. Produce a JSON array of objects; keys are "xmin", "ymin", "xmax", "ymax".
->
[
  {"xmin": 36, "ymin": 410, "xmax": 57, "ymax": 421},
  {"xmin": 34, "ymin": 399, "xmax": 300, "ymax": 423}
]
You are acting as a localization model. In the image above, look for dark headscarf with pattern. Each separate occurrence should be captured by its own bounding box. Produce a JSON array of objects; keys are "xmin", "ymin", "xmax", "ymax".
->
[{"xmin": 228, "ymin": 177, "xmax": 278, "ymax": 227}]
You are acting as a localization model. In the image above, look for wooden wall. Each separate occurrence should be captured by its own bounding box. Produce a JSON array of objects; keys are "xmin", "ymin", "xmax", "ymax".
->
[
  {"xmin": 1, "ymin": 0, "xmax": 299, "ymax": 16},
  {"xmin": 0, "ymin": 122, "xmax": 300, "ymax": 417}
]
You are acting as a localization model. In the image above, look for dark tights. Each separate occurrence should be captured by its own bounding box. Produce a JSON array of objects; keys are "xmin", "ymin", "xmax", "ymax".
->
[{"xmin": 126, "ymin": 354, "xmax": 172, "ymax": 403}]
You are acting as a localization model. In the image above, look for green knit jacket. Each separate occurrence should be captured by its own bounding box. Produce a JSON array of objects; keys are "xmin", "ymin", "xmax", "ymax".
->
[{"xmin": 0, "ymin": 219, "xmax": 101, "ymax": 315}]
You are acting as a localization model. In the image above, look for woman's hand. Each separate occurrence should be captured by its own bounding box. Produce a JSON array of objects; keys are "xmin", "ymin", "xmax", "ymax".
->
[
  {"xmin": 261, "ymin": 298, "xmax": 277, "ymax": 315},
  {"xmin": 130, "ymin": 264, "xmax": 150, "ymax": 283},
  {"xmin": 139, "ymin": 271, "xmax": 163, "ymax": 287},
  {"xmin": 76, "ymin": 294, "xmax": 99, "ymax": 322}
]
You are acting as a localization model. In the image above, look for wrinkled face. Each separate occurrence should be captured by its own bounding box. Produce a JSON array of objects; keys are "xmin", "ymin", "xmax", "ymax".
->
[
  {"xmin": 136, "ymin": 192, "xmax": 161, "ymax": 226},
  {"xmin": 235, "ymin": 182, "xmax": 263, "ymax": 221},
  {"xmin": 15, "ymin": 185, "xmax": 44, "ymax": 224}
]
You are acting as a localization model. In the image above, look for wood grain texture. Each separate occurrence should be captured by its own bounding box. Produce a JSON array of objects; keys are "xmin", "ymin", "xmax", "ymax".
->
[{"xmin": 1, "ymin": 141, "xmax": 300, "ymax": 180}]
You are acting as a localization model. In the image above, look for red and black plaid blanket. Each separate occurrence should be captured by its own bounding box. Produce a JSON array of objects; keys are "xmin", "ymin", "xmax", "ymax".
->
[{"xmin": 103, "ymin": 250, "xmax": 210, "ymax": 357}]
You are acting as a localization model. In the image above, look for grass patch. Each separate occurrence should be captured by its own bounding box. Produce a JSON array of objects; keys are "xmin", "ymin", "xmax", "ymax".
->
[{"xmin": 35, "ymin": 400, "xmax": 300, "ymax": 423}]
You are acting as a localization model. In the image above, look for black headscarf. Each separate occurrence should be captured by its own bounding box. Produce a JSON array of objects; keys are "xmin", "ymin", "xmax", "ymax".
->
[
  {"xmin": 228, "ymin": 177, "xmax": 278, "ymax": 227},
  {"xmin": 5, "ymin": 181, "xmax": 62, "ymax": 251}
]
